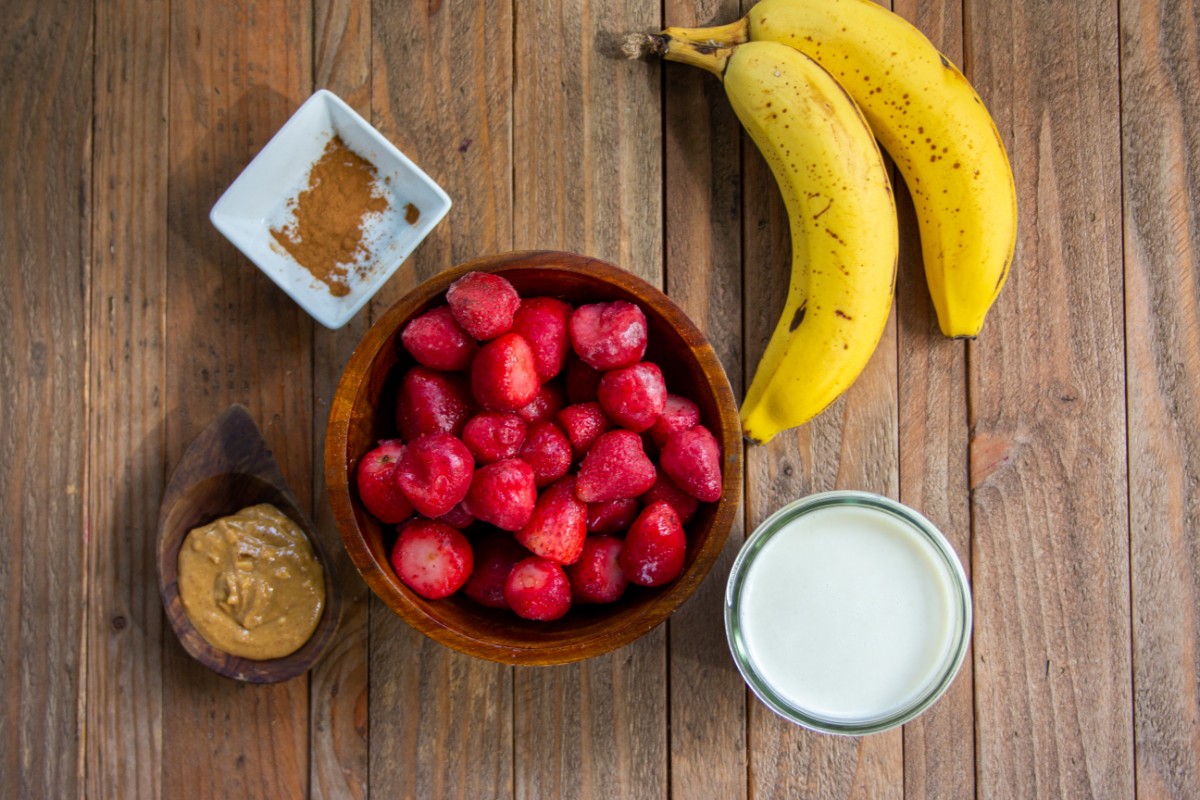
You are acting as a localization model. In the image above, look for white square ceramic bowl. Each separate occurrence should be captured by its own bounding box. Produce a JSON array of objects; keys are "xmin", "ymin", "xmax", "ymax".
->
[{"xmin": 210, "ymin": 89, "xmax": 452, "ymax": 330}]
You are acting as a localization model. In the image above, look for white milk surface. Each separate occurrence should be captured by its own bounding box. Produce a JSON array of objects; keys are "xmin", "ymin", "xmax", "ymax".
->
[{"xmin": 739, "ymin": 504, "xmax": 956, "ymax": 721}]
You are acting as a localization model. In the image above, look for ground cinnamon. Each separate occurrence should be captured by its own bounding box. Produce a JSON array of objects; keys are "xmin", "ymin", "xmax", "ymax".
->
[{"xmin": 270, "ymin": 136, "xmax": 388, "ymax": 297}]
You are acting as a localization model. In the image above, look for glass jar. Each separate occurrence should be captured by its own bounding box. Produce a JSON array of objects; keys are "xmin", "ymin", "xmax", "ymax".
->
[{"xmin": 725, "ymin": 490, "xmax": 971, "ymax": 735}]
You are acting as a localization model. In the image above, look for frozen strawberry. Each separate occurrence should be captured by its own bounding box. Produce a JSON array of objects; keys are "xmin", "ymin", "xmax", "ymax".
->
[
  {"xmin": 565, "ymin": 356, "xmax": 603, "ymax": 403},
  {"xmin": 355, "ymin": 440, "xmax": 414, "ymax": 524},
  {"xmin": 597, "ymin": 362, "xmax": 667, "ymax": 432},
  {"xmin": 567, "ymin": 536, "xmax": 629, "ymax": 603},
  {"xmin": 471, "ymin": 333, "xmax": 541, "ymax": 411},
  {"xmin": 396, "ymin": 366, "xmax": 474, "ymax": 441},
  {"xmin": 556, "ymin": 402, "xmax": 612, "ymax": 458},
  {"xmin": 575, "ymin": 429, "xmax": 657, "ymax": 503},
  {"xmin": 446, "ymin": 271, "xmax": 520, "ymax": 340},
  {"xmin": 586, "ymin": 498, "xmax": 640, "ymax": 535},
  {"xmin": 648, "ymin": 394, "xmax": 701, "ymax": 448},
  {"xmin": 462, "ymin": 411, "xmax": 527, "ymax": 464},
  {"xmin": 511, "ymin": 296, "xmax": 572, "ymax": 381},
  {"xmin": 394, "ymin": 433, "xmax": 474, "ymax": 518},
  {"xmin": 515, "ymin": 382, "xmax": 565, "ymax": 425},
  {"xmin": 435, "ymin": 501, "xmax": 475, "ymax": 529},
  {"xmin": 515, "ymin": 477, "xmax": 587, "ymax": 565},
  {"xmin": 643, "ymin": 469, "xmax": 700, "ymax": 525},
  {"xmin": 660, "ymin": 425, "xmax": 723, "ymax": 503},
  {"xmin": 390, "ymin": 520, "xmax": 474, "ymax": 600},
  {"xmin": 462, "ymin": 530, "xmax": 528, "ymax": 609},
  {"xmin": 517, "ymin": 421, "xmax": 572, "ymax": 487},
  {"xmin": 400, "ymin": 306, "xmax": 478, "ymax": 372},
  {"xmin": 569, "ymin": 300, "xmax": 648, "ymax": 371},
  {"xmin": 504, "ymin": 557, "xmax": 572, "ymax": 621},
  {"xmin": 464, "ymin": 458, "xmax": 538, "ymax": 531},
  {"xmin": 619, "ymin": 501, "xmax": 686, "ymax": 587}
]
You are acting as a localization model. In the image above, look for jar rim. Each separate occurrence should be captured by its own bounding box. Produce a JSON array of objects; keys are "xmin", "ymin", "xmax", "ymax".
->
[{"xmin": 725, "ymin": 490, "xmax": 972, "ymax": 735}]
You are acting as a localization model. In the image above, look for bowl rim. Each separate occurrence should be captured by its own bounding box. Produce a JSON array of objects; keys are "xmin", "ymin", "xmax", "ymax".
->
[{"xmin": 325, "ymin": 250, "xmax": 743, "ymax": 665}]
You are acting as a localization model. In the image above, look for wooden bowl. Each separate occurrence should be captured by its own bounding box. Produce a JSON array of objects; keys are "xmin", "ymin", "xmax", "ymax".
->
[
  {"xmin": 325, "ymin": 251, "xmax": 742, "ymax": 665},
  {"xmin": 157, "ymin": 404, "xmax": 343, "ymax": 682}
]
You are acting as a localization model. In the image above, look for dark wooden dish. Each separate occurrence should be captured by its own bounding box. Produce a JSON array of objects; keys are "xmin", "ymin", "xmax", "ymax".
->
[
  {"xmin": 157, "ymin": 404, "xmax": 343, "ymax": 683},
  {"xmin": 326, "ymin": 250, "xmax": 742, "ymax": 665}
]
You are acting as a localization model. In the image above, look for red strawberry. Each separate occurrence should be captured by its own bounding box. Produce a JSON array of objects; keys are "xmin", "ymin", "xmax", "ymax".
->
[
  {"xmin": 464, "ymin": 458, "xmax": 538, "ymax": 531},
  {"xmin": 565, "ymin": 356, "xmax": 603, "ymax": 403},
  {"xmin": 569, "ymin": 301, "xmax": 648, "ymax": 370},
  {"xmin": 660, "ymin": 425, "xmax": 723, "ymax": 503},
  {"xmin": 643, "ymin": 469, "xmax": 700, "ymax": 525},
  {"xmin": 619, "ymin": 501, "xmax": 686, "ymax": 587},
  {"xmin": 517, "ymin": 421, "xmax": 573, "ymax": 488},
  {"xmin": 648, "ymin": 394, "xmax": 700, "ymax": 448},
  {"xmin": 512, "ymin": 297, "xmax": 572, "ymax": 381},
  {"xmin": 471, "ymin": 332, "xmax": 541, "ymax": 411},
  {"xmin": 575, "ymin": 429, "xmax": 656, "ymax": 503},
  {"xmin": 400, "ymin": 306, "xmax": 478, "ymax": 372},
  {"xmin": 446, "ymin": 271, "xmax": 520, "ymax": 340},
  {"xmin": 396, "ymin": 366, "xmax": 474, "ymax": 441},
  {"xmin": 435, "ymin": 501, "xmax": 475, "ymax": 529},
  {"xmin": 586, "ymin": 498, "xmax": 640, "ymax": 535},
  {"xmin": 567, "ymin": 536, "xmax": 629, "ymax": 603},
  {"xmin": 394, "ymin": 433, "xmax": 474, "ymax": 518},
  {"xmin": 597, "ymin": 362, "xmax": 668, "ymax": 432},
  {"xmin": 390, "ymin": 520, "xmax": 474, "ymax": 600},
  {"xmin": 355, "ymin": 440, "xmax": 414, "ymax": 524},
  {"xmin": 515, "ymin": 382, "xmax": 565, "ymax": 425},
  {"xmin": 462, "ymin": 530, "xmax": 528, "ymax": 608},
  {"xmin": 504, "ymin": 557, "xmax": 572, "ymax": 621},
  {"xmin": 462, "ymin": 411, "xmax": 527, "ymax": 464},
  {"xmin": 515, "ymin": 477, "xmax": 587, "ymax": 565},
  {"xmin": 556, "ymin": 402, "xmax": 612, "ymax": 458}
]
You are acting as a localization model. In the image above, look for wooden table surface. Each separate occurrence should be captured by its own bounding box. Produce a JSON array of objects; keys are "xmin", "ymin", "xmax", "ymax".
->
[{"xmin": 3, "ymin": 0, "xmax": 1197, "ymax": 797}]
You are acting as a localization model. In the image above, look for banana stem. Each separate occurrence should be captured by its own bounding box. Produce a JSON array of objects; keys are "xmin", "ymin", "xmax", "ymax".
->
[{"xmin": 662, "ymin": 18, "xmax": 751, "ymax": 48}]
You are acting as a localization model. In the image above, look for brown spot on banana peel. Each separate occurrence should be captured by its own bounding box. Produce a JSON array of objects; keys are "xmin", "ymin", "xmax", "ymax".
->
[
  {"xmin": 834, "ymin": 309, "xmax": 852, "ymax": 320},
  {"xmin": 789, "ymin": 303, "xmax": 807, "ymax": 331}
]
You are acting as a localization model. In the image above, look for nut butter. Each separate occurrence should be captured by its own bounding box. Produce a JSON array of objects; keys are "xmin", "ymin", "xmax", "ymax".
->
[{"xmin": 178, "ymin": 503, "xmax": 325, "ymax": 660}]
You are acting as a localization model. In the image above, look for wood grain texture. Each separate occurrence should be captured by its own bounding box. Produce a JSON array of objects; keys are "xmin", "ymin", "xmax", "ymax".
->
[
  {"xmin": 740, "ymin": 0, "xmax": 902, "ymax": 795},
  {"xmin": 86, "ymin": 0, "xmax": 168, "ymax": 795},
  {"xmin": 310, "ymin": 0, "xmax": 372, "ymax": 795},
  {"xmin": 512, "ymin": 0, "xmax": 665, "ymax": 796},
  {"xmin": 367, "ymin": 0, "xmax": 514, "ymax": 796},
  {"xmin": 0, "ymin": 1, "xmax": 91, "ymax": 796},
  {"xmin": 162, "ymin": 0, "xmax": 314, "ymax": 795},
  {"xmin": 965, "ymin": 0, "xmax": 1134, "ymax": 796},
  {"xmin": 1120, "ymin": 0, "xmax": 1200, "ymax": 797},
  {"xmin": 661, "ymin": 0, "xmax": 747, "ymax": 797},
  {"xmin": 890, "ymin": 1, "xmax": 974, "ymax": 798}
]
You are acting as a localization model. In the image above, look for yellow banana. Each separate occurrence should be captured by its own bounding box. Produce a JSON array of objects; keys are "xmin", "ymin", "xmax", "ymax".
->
[
  {"xmin": 663, "ymin": 0, "xmax": 1017, "ymax": 338},
  {"xmin": 647, "ymin": 38, "xmax": 897, "ymax": 443}
]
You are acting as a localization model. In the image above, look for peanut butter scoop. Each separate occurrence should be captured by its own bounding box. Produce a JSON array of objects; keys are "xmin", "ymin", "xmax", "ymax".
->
[{"xmin": 178, "ymin": 503, "xmax": 325, "ymax": 660}]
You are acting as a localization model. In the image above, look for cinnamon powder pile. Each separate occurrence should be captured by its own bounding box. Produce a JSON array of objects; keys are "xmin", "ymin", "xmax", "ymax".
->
[{"xmin": 270, "ymin": 136, "xmax": 388, "ymax": 297}]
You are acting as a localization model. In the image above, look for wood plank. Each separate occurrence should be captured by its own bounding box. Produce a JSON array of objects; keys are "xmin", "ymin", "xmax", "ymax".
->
[
  {"xmin": 890, "ymin": 1, "xmax": 974, "ymax": 798},
  {"xmin": 741, "ymin": 0, "xmax": 902, "ymax": 794},
  {"xmin": 660, "ymin": 0, "xmax": 747, "ymax": 798},
  {"xmin": 309, "ymin": 0, "xmax": 372, "ymax": 797},
  {"xmin": 162, "ymin": 1, "xmax": 314, "ymax": 796},
  {"xmin": 86, "ymin": 0, "xmax": 168, "ymax": 797},
  {"xmin": 965, "ymin": 0, "xmax": 1134, "ymax": 796},
  {"xmin": 367, "ymin": 0, "xmax": 515, "ymax": 797},
  {"xmin": 1120, "ymin": 0, "xmax": 1200, "ymax": 797},
  {"xmin": 511, "ymin": 0, "xmax": 665, "ymax": 797},
  {"xmin": 0, "ymin": 1, "xmax": 92, "ymax": 795}
]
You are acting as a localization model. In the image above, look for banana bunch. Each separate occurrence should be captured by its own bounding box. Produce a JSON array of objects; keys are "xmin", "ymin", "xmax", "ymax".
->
[{"xmin": 629, "ymin": 0, "xmax": 1017, "ymax": 444}]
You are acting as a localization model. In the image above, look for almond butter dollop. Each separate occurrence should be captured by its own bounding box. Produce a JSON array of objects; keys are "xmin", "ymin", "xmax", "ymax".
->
[{"xmin": 177, "ymin": 503, "xmax": 325, "ymax": 660}]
